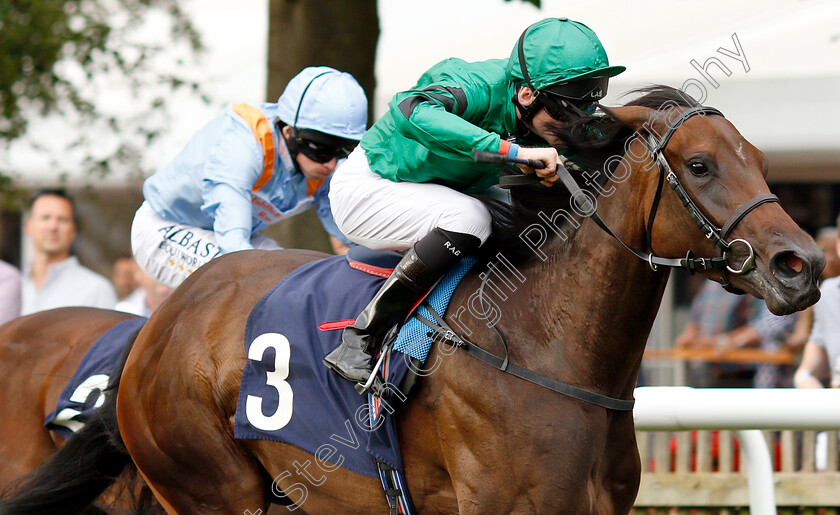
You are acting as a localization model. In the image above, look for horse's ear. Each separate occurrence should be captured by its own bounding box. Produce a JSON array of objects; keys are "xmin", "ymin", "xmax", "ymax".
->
[{"xmin": 601, "ymin": 106, "xmax": 659, "ymax": 135}]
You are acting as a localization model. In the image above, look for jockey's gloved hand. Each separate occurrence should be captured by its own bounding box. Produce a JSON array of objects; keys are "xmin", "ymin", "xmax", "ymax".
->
[{"xmin": 516, "ymin": 146, "xmax": 562, "ymax": 187}]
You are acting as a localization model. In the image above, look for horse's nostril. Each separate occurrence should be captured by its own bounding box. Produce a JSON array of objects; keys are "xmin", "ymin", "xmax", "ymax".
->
[
  {"xmin": 773, "ymin": 251, "xmax": 804, "ymax": 279},
  {"xmin": 782, "ymin": 252, "xmax": 804, "ymax": 274}
]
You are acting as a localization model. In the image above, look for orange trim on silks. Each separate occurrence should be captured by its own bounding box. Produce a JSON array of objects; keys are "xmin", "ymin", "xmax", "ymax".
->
[
  {"xmin": 498, "ymin": 140, "xmax": 511, "ymax": 155},
  {"xmin": 232, "ymin": 103, "xmax": 275, "ymax": 192},
  {"xmin": 348, "ymin": 261, "xmax": 395, "ymax": 278},
  {"xmin": 318, "ymin": 319, "xmax": 356, "ymax": 331},
  {"xmin": 307, "ymin": 179, "xmax": 324, "ymax": 197}
]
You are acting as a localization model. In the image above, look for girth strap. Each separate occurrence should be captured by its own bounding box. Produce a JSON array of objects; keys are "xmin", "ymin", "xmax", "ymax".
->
[
  {"xmin": 414, "ymin": 304, "xmax": 635, "ymax": 411},
  {"xmin": 375, "ymin": 458, "xmax": 414, "ymax": 515}
]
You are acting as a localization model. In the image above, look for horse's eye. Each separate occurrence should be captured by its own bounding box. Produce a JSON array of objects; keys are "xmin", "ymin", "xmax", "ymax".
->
[{"xmin": 688, "ymin": 161, "xmax": 708, "ymax": 176}]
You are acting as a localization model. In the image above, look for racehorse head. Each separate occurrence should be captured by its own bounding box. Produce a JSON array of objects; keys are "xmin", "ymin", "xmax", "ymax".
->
[{"xmin": 602, "ymin": 88, "xmax": 824, "ymax": 315}]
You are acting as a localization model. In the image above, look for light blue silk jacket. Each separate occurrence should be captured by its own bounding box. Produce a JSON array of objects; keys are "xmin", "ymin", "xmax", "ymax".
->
[{"xmin": 143, "ymin": 102, "xmax": 349, "ymax": 254}]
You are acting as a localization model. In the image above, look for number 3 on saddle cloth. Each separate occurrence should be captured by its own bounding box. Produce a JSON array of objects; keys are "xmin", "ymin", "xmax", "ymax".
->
[{"xmin": 234, "ymin": 247, "xmax": 477, "ymax": 512}]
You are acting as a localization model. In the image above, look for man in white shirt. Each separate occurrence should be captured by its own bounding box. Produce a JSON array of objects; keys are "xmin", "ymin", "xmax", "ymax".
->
[
  {"xmin": 0, "ymin": 259, "xmax": 21, "ymax": 324},
  {"xmin": 21, "ymin": 189, "xmax": 117, "ymax": 315},
  {"xmin": 794, "ymin": 223, "xmax": 840, "ymax": 390},
  {"xmin": 793, "ymin": 222, "xmax": 840, "ymax": 471}
]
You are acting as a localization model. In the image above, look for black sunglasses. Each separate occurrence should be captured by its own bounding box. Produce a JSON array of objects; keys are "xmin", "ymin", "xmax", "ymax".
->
[
  {"xmin": 539, "ymin": 94, "xmax": 597, "ymax": 121},
  {"xmin": 290, "ymin": 128, "xmax": 357, "ymax": 164},
  {"xmin": 297, "ymin": 138, "xmax": 355, "ymax": 164}
]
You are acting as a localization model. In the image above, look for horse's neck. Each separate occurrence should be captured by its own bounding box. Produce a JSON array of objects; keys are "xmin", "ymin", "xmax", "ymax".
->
[{"xmin": 463, "ymin": 181, "xmax": 670, "ymax": 398}]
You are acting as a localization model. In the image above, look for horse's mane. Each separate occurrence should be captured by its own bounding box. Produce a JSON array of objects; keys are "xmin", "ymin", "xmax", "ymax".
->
[{"xmin": 477, "ymin": 85, "xmax": 699, "ymax": 261}]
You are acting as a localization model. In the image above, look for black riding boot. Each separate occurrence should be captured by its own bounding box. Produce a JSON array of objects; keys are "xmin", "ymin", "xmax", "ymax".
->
[{"xmin": 323, "ymin": 228, "xmax": 481, "ymax": 384}]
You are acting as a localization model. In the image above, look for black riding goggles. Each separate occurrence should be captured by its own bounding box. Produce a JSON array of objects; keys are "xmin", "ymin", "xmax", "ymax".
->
[
  {"xmin": 538, "ymin": 75, "xmax": 609, "ymax": 119},
  {"xmin": 543, "ymin": 76, "xmax": 609, "ymax": 102},
  {"xmin": 291, "ymin": 128, "xmax": 357, "ymax": 164},
  {"xmin": 539, "ymin": 94, "xmax": 597, "ymax": 120}
]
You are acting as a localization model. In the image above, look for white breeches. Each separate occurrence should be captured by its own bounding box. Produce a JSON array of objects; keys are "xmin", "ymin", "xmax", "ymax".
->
[
  {"xmin": 328, "ymin": 147, "xmax": 493, "ymax": 251},
  {"xmin": 130, "ymin": 202, "xmax": 281, "ymax": 289}
]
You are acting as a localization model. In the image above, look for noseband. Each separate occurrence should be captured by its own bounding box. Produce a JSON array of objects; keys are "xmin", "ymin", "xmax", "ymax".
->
[
  {"xmin": 544, "ymin": 106, "xmax": 778, "ymax": 279},
  {"xmin": 643, "ymin": 106, "xmax": 779, "ymax": 280},
  {"xmin": 445, "ymin": 106, "xmax": 778, "ymax": 411}
]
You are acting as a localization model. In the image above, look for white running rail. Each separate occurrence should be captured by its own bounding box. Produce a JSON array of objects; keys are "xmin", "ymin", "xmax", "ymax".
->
[{"xmin": 633, "ymin": 387, "xmax": 840, "ymax": 514}]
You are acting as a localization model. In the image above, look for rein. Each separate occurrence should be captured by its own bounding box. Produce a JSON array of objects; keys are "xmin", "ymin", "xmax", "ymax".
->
[
  {"xmin": 413, "ymin": 302, "xmax": 636, "ymax": 411},
  {"xmin": 441, "ymin": 106, "xmax": 778, "ymax": 412},
  {"xmin": 500, "ymin": 106, "xmax": 779, "ymax": 276}
]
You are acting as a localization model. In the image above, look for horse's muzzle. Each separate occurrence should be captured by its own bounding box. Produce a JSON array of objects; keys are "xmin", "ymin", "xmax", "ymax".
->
[{"xmin": 767, "ymin": 246, "xmax": 825, "ymax": 312}]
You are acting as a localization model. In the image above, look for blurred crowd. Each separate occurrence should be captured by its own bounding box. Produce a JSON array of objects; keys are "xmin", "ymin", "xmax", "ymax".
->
[
  {"xmin": 673, "ymin": 216, "xmax": 840, "ymax": 391},
  {"xmin": 0, "ymin": 189, "xmax": 171, "ymax": 325}
]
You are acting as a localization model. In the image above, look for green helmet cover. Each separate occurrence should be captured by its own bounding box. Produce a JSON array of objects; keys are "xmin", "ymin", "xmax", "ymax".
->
[{"xmin": 507, "ymin": 18, "xmax": 625, "ymax": 91}]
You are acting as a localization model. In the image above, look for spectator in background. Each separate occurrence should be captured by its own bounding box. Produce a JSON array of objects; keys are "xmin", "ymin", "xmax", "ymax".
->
[
  {"xmin": 116, "ymin": 266, "xmax": 172, "ymax": 317},
  {"xmin": 816, "ymin": 226, "xmax": 840, "ymax": 280},
  {"xmin": 21, "ymin": 189, "xmax": 117, "ymax": 315},
  {"xmin": 793, "ymin": 221, "xmax": 840, "ymax": 470},
  {"xmin": 732, "ymin": 307, "xmax": 798, "ymax": 388},
  {"xmin": 794, "ymin": 219, "xmax": 840, "ymax": 390},
  {"xmin": 786, "ymin": 226, "xmax": 840, "ymax": 352},
  {"xmin": 675, "ymin": 279, "xmax": 797, "ymax": 388},
  {"xmin": 0, "ymin": 259, "xmax": 21, "ymax": 324},
  {"xmin": 111, "ymin": 256, "xmax": 141, "ymax": 301}
]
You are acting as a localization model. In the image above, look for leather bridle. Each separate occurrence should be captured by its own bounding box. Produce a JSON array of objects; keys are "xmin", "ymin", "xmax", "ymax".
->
[
  {"xmin": 526, "ymin": 106, "xmax": 779, "ymax": 280},
  {"xmin": 643, "ymin": 107, "xmax": 778, "ymax": 282},
  {"xmin": 431, "ymin": 105, "xmax": 781, "ymax": 411}
]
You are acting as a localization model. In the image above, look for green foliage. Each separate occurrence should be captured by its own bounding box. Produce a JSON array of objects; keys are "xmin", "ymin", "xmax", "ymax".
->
[
  {"xmin": 0, "ymin": 0, "xmax": 205, "ymax": 188},
  {"xmin": 0, "ymin": 173, "xmax": 24, "ymax": 209}
]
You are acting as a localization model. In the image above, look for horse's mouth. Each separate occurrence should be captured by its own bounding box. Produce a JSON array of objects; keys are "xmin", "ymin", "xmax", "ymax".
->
[
  {"xmin": 748, "ymin": 251, "xmax": 824, "ymax": 315},
  {"xmin": 761, "ymin": 281, "xmax": 799, "ymax": 316},
  {"xmin": 764, "ymin": 286, "xmax": 820, "ymax": 316}
]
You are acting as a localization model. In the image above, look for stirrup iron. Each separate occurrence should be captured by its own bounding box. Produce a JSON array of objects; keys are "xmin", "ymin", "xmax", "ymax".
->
[
  {"xmin": 354, "ymin": 347, "xmax": 389, "ymax": 395},
  {"xmin": 353, "ymin": 325, "xmax": 398, "ymax": 395}
]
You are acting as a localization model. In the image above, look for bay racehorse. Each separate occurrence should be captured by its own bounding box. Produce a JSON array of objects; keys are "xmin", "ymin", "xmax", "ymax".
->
[
  {"xmin": 0, "ymin": 87, "xmax": 825, "ymax": 514},
  {"xmin": 0, "ymin": 308, "xmax": 135, "ymax": 486},
  {"xmin": 0, "ymin": 308, "xmax": 161, "ymax": 513}
]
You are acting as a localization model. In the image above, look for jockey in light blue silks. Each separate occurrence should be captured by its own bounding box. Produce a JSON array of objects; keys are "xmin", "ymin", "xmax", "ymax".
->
[{"xmin": 131, "ymin": 67, "xmax": 368, "ymax": 289}]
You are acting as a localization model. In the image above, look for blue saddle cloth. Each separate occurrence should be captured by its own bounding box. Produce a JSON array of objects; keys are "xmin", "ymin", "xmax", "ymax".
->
[
  {"xmin": 234, "ymin": 252, "xmax": 476, "ymax": 478},
  {"xmin": 45, "ymin": 317, "xmax": 147, "ymax": 438}
]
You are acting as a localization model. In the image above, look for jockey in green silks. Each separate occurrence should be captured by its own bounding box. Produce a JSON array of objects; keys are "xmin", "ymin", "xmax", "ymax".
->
[{"xmin": 324, "ymin": 18, "xmax": 625, "ymax": 388}]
